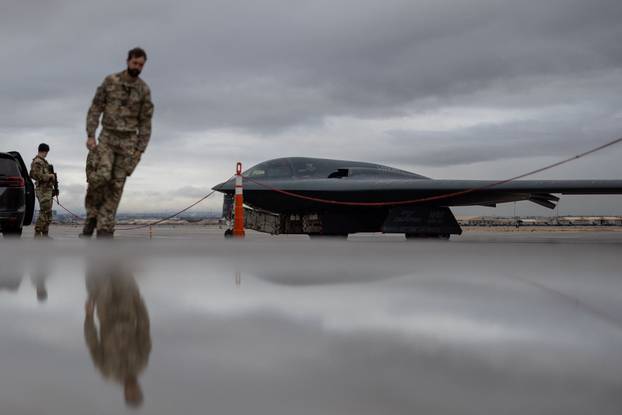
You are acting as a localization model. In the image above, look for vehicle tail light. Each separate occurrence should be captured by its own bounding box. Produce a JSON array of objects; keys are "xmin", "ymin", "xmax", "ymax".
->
[{"xmin": 0, "ymin": 176, "xmax": 25, "ymax": 188}]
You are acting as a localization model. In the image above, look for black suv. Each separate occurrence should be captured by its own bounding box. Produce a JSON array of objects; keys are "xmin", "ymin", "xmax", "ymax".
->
[{"xmin": 0, "ymin": 152, "xmax": 35, "ymax": 237}]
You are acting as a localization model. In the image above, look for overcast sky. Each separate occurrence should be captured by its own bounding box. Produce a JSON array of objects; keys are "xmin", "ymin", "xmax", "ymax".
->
[{"xmin": 2, "ymin": 0, "xmax": 622, "ymax": 215}]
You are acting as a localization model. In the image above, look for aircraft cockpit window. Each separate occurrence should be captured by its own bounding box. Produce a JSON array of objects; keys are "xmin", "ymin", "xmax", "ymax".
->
[
  {"xmin": 248, "ymin": 168, "xmax": 266, "ymax": 178},
  {"xmin": 292, "ymin": 161, "xmax": 319, "ymax": 178},
  {"xmin": 246, "ymin": 160, "xmax": 292, "ymax": 179},
  {"xmin": 266, "ymin": 164, "xmax": 292, "ymax": 178}
]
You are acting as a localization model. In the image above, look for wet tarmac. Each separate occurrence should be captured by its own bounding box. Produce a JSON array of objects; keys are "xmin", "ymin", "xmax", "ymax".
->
[{"xmin": 1, "ymin": 228, "xmax": 622, "ymax": 414}]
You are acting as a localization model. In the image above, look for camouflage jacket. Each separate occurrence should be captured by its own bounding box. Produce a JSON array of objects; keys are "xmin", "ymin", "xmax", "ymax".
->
[
  {"xmin": 86, "ymin": 71, "xmax": 154, "ymax": 153},
  {"xmin": 29, "ymin": 156, "xmax": 53, "ymax": 188}
]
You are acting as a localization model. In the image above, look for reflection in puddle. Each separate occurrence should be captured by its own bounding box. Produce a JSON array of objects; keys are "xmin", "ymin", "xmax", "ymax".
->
[
  {"xmin": 0, "ymin": 260, "xmax": 48, "ymax": 302},
  {"xmin": 84, "ymin": 261, "xmax": 151, "ymax": 408},
  {"xmin": 1, "ymin": 238, "xmax": 622, "ymax": 414}
]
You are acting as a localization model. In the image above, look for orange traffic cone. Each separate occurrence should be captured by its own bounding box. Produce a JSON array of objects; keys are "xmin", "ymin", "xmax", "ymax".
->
[{"xmin": 232, "ymin": 162, "xmax": 245, "ymax": 238}]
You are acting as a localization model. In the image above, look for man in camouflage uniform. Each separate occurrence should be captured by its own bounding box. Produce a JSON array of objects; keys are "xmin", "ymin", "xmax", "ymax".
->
[
  {"xmin": 29, "ymin": 143, "xmax": 56, "ymax": 239},
  {"xmin": 84, "ymin": 263, "xmax": 151, "ymax": 407},
  {"xmin": 85, "ymin": 47, "xmax": 154, "ymax": 238}
]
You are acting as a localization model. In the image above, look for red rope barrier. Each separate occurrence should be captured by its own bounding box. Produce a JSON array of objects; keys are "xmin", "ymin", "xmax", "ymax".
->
[
  {"xmin": 54, "ymin": 190, "xmax": 219, "ymax": 231},
  {"xmin": 118, "ymin": 190, "xmax": 218, "ymax": 230},
  {"xmin": 55, "ymin": 197, "xmax": 85, "ymax": 221}
]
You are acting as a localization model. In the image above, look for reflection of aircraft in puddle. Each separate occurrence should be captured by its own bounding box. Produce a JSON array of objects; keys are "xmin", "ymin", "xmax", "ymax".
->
[
  {"xmin": 251, "ymin": 270, "xmax": 403, "ymax": 287},
  {"xmin": 240, "ymin": 256, "xmax": 418, "ymax": 287},
  {"xmin": 214, "ymin": 157, "xmax": 622, "ymax": 238},
  {"xmin": 84, "ymin": 263, "xmax": 151, "ymax": 408}
]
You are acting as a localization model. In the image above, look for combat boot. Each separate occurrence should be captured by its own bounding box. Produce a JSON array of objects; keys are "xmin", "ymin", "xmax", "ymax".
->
[
  {"xmin": 79, "ymin": 218, "xmax": 97, "ymax": 239},
  {"xmin": 34, "ymin": 231, "xmax": 52, "ymax": 240},
  {"xmin": 96, "ymin": 229, "xmax": 114, "ymax": 239}
]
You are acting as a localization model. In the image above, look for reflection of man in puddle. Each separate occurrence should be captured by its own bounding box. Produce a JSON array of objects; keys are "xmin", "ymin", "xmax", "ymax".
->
[
  {"xmin": 31, "ymin": 269, "xmax": 48, "ymax": 303},
  {"xmin": 84, "ymin": 266, "xmax": 151, "ymax": 407}
]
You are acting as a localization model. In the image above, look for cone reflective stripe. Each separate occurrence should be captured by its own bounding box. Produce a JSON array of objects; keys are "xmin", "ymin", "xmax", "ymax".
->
[{"xmin": 233, "ymin": 162, "xmax": 245, "ymax": 237}]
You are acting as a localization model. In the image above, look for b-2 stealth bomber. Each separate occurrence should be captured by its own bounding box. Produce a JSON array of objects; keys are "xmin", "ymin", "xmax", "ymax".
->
[{"xmin": 213, "ymin": 157, "xmax": 622, "ymax": 239}]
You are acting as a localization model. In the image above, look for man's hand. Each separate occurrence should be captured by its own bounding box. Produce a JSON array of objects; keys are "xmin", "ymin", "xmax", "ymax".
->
[{"xmin": 86, "ymin": 137, "xmax": 96, "ymax": 150}]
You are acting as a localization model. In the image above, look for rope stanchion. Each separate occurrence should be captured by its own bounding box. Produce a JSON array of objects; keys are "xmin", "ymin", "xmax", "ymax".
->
[{"xmin": 242, "ymin": 136, "xmax": 622, "ymax": 207}]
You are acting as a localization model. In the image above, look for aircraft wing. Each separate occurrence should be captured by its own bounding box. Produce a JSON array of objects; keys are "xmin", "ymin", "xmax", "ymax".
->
[
  {"xmin": 225, "ymin": 178, "xmax": 622, "ymax": 194},
  {"xmin": 214, "ymin": 178, "xmax": 622, "ymax": 210}
]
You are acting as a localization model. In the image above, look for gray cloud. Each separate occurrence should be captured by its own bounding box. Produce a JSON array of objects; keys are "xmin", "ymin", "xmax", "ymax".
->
[
  {"xmin": 385, "ymin": 118, "xmax": 619, "ymax": 167},
  {"xmin": 2, "ymin": 0, "xmax": 621, "ymax": 213},
  {"xmin": 3, "ymin": 0, "xmax": 622, "ymax": 131}
]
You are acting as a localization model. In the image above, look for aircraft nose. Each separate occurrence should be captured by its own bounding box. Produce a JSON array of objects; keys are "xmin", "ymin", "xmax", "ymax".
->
[{"xmin": 212, "ymin": 179, "xmax": 234, "ymax": 192}]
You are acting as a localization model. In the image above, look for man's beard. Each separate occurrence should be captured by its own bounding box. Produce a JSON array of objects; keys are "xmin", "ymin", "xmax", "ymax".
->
[{"xmin": 127, "ymin": 68, "xmax": 141, "ymax": 78}]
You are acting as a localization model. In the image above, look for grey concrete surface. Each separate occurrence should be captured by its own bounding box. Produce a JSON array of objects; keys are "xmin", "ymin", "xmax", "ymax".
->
[
  {"xmin": 14, "ymin": 224, "xmax": 622, "ymax": 242},
  {"xmin": 1, "ymin": 229, "xmax": 621, "ymax": 414}
]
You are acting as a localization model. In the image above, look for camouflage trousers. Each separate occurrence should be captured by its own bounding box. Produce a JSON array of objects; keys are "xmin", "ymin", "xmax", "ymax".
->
[
  {"xmin": 84, "ymin": 148, "xmax": 104, "ymax": 221},
  {"xmin": 35, "ymin": 186, "xmax": 53, "ymax": 233},
  {"xmin": 88, "ymin": 129, "xmax": 142, "ymax": 233}
]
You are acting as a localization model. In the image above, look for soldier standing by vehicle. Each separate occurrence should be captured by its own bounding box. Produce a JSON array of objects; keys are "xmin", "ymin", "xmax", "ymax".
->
[
  {"xmin": 85, "ymin": 47, "xmax": 154, "ymax": 238},
  {"xmin": 29, "ymin": 143, "xmax": 57, "ymax": 239}
]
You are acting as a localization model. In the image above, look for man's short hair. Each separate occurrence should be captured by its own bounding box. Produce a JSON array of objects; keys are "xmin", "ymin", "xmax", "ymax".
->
[
  {"xmin": 127, "ymin": 47, "xmax": 147, "ymax": 61},
  {"xmin": 38, "ymin": 143, "xmax": 50, "ymax": 152}
]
